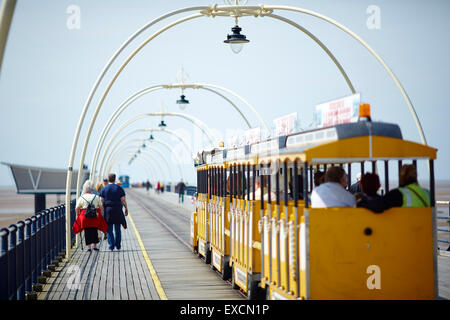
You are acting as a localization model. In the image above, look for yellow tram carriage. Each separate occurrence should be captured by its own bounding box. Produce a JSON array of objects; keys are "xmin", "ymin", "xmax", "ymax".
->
[{"xmin": 192, "ymin": 116, "xmax": 438, "ymax": 300}]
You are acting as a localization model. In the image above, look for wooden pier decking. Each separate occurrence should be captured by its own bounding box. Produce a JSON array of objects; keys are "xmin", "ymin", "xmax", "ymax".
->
[{"xmin": 37, "ymin": 189, "xmax": 243, "ymax": 300}]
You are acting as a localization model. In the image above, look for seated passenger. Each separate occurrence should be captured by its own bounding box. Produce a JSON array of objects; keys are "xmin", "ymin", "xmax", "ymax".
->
[
  {"xmin": 289, "ymin": 174, "xmax": 304, "ymax": 200},
  {"xmin": 382, "ymin": 164, "xmax": 430, "ymax": 209},
  {"xmin": 247, "ymin": 176, "xmax": 276, "ymax": 201},
  {"xmin": 311, "ymin": 166, "xmax": 356, "ymax": 208},
  {"xmin": 349, "ymin": 172, "xmax": 362, "ymax": 194},
  {"xmin": 356, "ymin": 173, "xmax": 383, "ymax": 213},
  {"xmin": 314, "ymin": 171, "xmax": 325, "ymax": 188}
]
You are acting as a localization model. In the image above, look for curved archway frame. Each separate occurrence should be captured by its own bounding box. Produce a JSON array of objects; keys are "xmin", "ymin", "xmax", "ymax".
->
[
  {"xmin": 65, "ymin": 4, "xmax": 426, "ymax": 259},
  {"xmin": 100, "ymin": 127, "xmax": 192, "ymax": 180},
  {"xmin": 89, "ymin": 82, "xmax": 268, "ymax": 183},
  {"xmin": 107, "ymin": 142, "xmax": 175, "ymax": 183},
  {"xmin": 95, "ymin": 112, "xmax": 216, "ymax": 185},
  {"xmin": 103, "ymin": 137, "xmax": 185, "ymax": 181}
]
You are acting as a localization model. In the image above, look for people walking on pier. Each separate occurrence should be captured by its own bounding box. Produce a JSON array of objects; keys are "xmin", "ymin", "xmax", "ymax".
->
[
  {"xmin": 73, "ymin": 180, "xmax": 108, "ymax": 252},
  {"xmin": 95, "ymin": 182, "xmax": 104, "ymax": 194},
  {"xmin": 177, "ymin": 179, "xmax": 186, "ymax": 203},
  {"xmin": 100, "ymin": 173, "xmax": 128, "ymax": 251}
]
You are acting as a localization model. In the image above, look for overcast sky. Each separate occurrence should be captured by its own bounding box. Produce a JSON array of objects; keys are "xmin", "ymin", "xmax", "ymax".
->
[{"xmin": 1, "ymin": 0, "xmax": 449, "ymax": 187}]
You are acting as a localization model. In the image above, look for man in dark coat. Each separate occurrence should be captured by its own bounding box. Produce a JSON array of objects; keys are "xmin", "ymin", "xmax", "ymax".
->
[
  {"xmin": 177, "ymin": 179, "xmax": 187, "ymax": 203},
  {"xmin": 100, "ymin": 173, "xmax": 128, "ymax": 251}
]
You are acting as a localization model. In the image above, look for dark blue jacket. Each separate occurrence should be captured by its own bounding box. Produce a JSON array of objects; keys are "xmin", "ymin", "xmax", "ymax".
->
[{"xmin": 100, "ymin": 184, "xmax": 127, "ymax": 227}]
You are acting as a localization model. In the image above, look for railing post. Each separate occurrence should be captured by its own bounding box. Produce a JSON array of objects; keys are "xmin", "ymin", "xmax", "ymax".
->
[
  {"xmin": 24, "ymin": 218, "xmax": 37, "ymax": 300},
  {"xmin": 8, "ymin": 224, "xmax": 17, "ymax": 300},
  {"xmin": 16, "ymin": 221, "xmax": 25, "ymax": 300},
  {"xmin": 35, "ymin": 212, "xmax": 46, "ymax": 286},
  {"xmin": 60, "ymin": 205, "xmax": 66, "ymax": 257},
  {"xmin": 0, "ymin": 228, "xmax": 9, "ymax": 300},
  {"xmin": 42, "ymin": 210, "xmax": 51, "ymax": 277}
]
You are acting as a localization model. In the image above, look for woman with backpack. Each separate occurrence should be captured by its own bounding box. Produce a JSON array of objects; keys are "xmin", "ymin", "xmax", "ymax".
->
[{"xmin": 73, "ymin": 180, "xmax": 109, "ymax": 251}]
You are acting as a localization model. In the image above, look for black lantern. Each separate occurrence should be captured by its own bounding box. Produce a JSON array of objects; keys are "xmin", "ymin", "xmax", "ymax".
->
[
  {"xmin": 224, "ymin": 25, "xmax": 250, "ymax": 54},
  {"xmin": 159, "ymin": 120, "xmax": 167, "ymax": 128},
  {"xmin": 176, "ymin": 94, "xmax": 189, "ymax": 109}
]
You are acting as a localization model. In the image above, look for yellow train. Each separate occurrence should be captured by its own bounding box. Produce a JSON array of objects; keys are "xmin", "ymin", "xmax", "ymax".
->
[{"xmin": 191, "ymin": 115, "xmax": 437, "ymax": 300}]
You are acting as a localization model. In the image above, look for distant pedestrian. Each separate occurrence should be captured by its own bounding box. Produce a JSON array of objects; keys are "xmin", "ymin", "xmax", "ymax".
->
[
  {"xmin": 156, "ymin": 181, "xmax": 161, "ymax": 194},
  {"xmin": 145, "ymin": 180, "xmax": 150, "ymax": 192},
  {"xmin": 160, "ymin": 182, "xmax": 164, "ymax": 193},
  {"xmin": 73, "ymin": 180, "xmax": 108, "ymax": 252},
  {"xmin": 100, "ymin": 173, "xmax": 128, "ymax": 251},
  {"xmin": 177, "ymin": 179, "xmax": 187, "ymax": 203}
]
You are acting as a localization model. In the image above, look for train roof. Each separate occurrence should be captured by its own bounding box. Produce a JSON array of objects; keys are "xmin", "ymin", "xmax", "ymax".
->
[{"xmin": 194, "ymin": 121, "xmax": 437, "ymax": 167}]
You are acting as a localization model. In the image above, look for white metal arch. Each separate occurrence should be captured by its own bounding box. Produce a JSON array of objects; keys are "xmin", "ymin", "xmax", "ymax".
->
[
  {"xmin": 94, "ymin": 112, "xmax": 215, "ymax": 184},
  {"xmin": 98, "ymin": 127, "xmax": 192, "ymax": 183},
  {"xmin": 103, "ymin": 138, "xmax": 184, "ymax": 181},
  {"xmin": 65, "ymin": 3, "xmax": 427, "ymax": 259},
  {"xmin": 106, "ymin": 143, "xmax": 174, "ymax": 183}
]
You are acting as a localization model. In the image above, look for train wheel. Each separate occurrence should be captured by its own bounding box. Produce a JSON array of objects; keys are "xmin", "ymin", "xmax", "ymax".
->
[
  {"xmin": 247, "ymin": 280, "xmax": 264, "ymax": 300},
  {"xmin": 222, "ymin": 261, "xmax": 231, "ymax": 281},
  {"xmin": 205, "ymin": 248, "xmax": 211, "ymax": 264}
]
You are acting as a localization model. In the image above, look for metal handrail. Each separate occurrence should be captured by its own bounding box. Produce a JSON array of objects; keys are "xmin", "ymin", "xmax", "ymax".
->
[
  {"xmin": 436, "ymin": 200, "xmax": 450, "ymax": 248},
  {"xmin": 0, "ymin": 200, "xmax": 76, "ymax": 300}
]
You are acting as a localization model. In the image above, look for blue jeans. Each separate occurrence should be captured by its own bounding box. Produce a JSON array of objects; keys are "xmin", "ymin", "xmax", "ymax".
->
[{"xmin": 107, "ymin": 224, "xmax": 121, "ymax": 250}]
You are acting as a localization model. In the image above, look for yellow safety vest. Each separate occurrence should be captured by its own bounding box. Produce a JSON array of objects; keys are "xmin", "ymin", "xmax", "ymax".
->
[{"xmin": 399, "ymin": 184, "xmax": 430, "ymax": 207}]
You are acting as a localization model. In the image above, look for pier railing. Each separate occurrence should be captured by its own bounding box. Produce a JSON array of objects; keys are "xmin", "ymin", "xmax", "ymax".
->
[
  {"xmin": 437, "ymin": 200, "xmax": 450, "ymax": 250},
  {"xmin": 0, "ymin": 200, "xmax": 76, "ymax": 300}
]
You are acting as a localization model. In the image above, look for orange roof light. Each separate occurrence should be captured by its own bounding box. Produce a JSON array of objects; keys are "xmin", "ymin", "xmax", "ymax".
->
[
  {"xmin": 359, "ymin": 103, "xmax": 371, "ymax": 120},
  {"xmin": 219, "ymin": 141, "xmax": 224, "ymax": 148}
]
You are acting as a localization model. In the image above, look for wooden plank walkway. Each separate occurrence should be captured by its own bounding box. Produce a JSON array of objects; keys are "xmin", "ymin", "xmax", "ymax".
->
[
  {"xmin": 37, "ymin": 189, "xmax": 244, "ymax": 300},
  {"xmin": 126, "ymin": 189, "xmax": 243, "ymax": 300},
  {"xmin": 38, "ymin": 216, "xmax": 159, "ymax": 300},
  {"xmin": 438, "ymin": 254, "xmax": 450, "ymax": 299}
]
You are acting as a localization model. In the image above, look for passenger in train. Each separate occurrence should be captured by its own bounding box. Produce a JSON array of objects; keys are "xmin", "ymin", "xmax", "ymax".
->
[
  {"xmin": 381, "ymin": 164, "xmax": 430, "ymax": 209},
  {"xmin": 248, "ymin": 176, "xmax": 276, "ymax": 201},
  {"xmin": 288, "ymin": 174, "xmax": 304, "ymax": 200},
  {"xmin": 313, "ymin": 171, "xmax": 325, "ymax": 187},
  {"xmin": 356, "ymin": 173, "xmax": 383, "ymax": 213},
  {"xmin": 349, "ymin": 172, "xmax": 362, "ymax": 194},
  {"xmin": 310, "ymin": 166, "xmax": 356, "ymax": 208}
]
